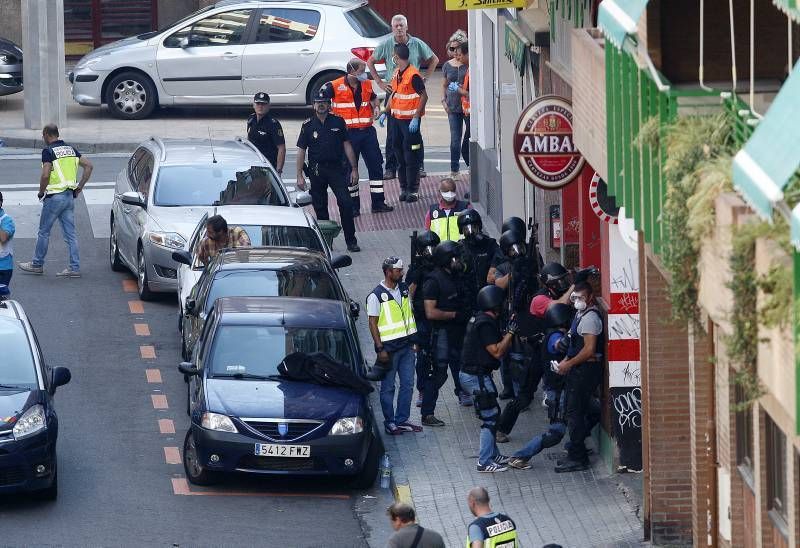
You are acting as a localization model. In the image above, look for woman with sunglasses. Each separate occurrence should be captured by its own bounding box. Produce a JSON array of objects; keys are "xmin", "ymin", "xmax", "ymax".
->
[{"xmin": 441, "ymin": 29, "xmax": 469, "ymax": 178}]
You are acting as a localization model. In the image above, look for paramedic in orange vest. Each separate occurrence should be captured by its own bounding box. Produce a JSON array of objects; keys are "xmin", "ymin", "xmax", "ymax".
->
[
  {"xmin": 326, "ymin": 59, "xmax": 394, "ymax": 217},
  {"xmin": 450, "ymin": 42, "xmax": 470, "ymax": 169},
  {"xmin": 386, "ymin": 43, "xmax": 428, "ymax": 204}
]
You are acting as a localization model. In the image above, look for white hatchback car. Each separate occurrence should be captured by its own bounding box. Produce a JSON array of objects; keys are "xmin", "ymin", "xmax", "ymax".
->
[{"xmin": 69, "ymin": 0, "xmax": 390, "ymax": 119}]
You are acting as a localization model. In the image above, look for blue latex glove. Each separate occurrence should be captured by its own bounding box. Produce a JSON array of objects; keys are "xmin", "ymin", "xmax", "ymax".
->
[
  {"xmin": 448, "ymin": 82, "xmax": 459, "ymax": 92},
  {"xmin": 378, "ymin": 113, "xmax": 387, "ymax": 127},
  {"xmin": 409, "ymin": 117, "xmax": 420, "ymax": 133}
]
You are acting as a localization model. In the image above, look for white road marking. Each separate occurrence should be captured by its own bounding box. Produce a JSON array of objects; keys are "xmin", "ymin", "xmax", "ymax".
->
[{"xmin": 0, "ymin": 181, "xmax": 115, "ymax": 190}]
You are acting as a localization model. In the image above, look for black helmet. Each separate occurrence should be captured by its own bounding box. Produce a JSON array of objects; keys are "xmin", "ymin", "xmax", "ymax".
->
[
  {"xmin": 476, "ymin": 285, "xmax": 505, "ymax": 312},
  {"xmin": 544, "ymin": 303, "xmax": 573, "ymax": 329},
  {"xmin": 501, "ymin": 217, "xmax": 526, "ymax": 237},
  {"xmin": 539, "ymin": 262, "xmax": 570, "ymax": 295},
  {"xmin": 416, "ymin": 231, "xmax": 440, "ymax": 260},
  {"xmin": 457, "ymin": 209, "xmax": 482, "ymax": 236},
  {"xmin": 433, "ymin": 240, "xmax": 462, "ymax": 268},
  {"xmin": 499, "ymin": 230, "xmax": 526, "ymax": 258}
]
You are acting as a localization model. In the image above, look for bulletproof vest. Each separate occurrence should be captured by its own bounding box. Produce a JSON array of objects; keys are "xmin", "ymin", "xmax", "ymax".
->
[
  {"xmin": 406, "ymin": 262, "xmax": 433, "ymax": 315},
  {"xmin": 461, "ymin": 312, "xmax": 498, "ymax": 371},
  {"xmin": 428, "ymin": 268, "xmax": 462, "ymax": 312},
  {"xmin": 466, "ymin": 513, "xmax": 518, "ymax": 548},
  {"xmin": 566, "ymin": 307, "xmax": 605, "ymax": 361}
]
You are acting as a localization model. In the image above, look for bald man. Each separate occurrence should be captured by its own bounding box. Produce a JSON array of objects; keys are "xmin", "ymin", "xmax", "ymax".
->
[{"xmin": 466, "ymin": 487, "xmax": 519, "ymax": 548}]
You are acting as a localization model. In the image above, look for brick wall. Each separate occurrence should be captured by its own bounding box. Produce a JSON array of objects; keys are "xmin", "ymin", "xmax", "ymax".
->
[
  {"xmin": 570, "ymin": 27, "xmax": 608, "ymax": 181},
  {"xmin": 689, "ymin": 324, "xmax": 715, "ymax": 546},
  {"xmin": 640, "ymin": 249, "xmax": 694, "ymax": 544}
]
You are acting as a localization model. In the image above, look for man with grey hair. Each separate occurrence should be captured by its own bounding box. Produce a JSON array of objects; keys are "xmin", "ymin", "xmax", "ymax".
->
[
  {"xmin": 466, "ymin": 487, "xmax": 519, "ymax": 547},
  {"xmin": 367, "ymin": 14, "xmax": 438, "ymax": 180},
  {"xmin": 386, "ymin": 502, "xmax": 445, "ymax": 548}
]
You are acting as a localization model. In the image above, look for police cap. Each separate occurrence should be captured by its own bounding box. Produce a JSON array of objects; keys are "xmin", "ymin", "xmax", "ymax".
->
[
  {"xmin": 313, "ymin": 86, "xmax": 332, "ymax": 102},
  {"xmin": 382, "ymin": 256, "xmax": 404, "ymax": 273},
  {"xmin": 432, "ymin": 240, "xmax": 462, "ymax": 268},
  {"xmin": 253, "ymin": 92, "xmax": 270, "ymax": 104},
  {"xmin": 476, "ymin": 285, "xmax": 505, "ymax": 311},
  {"xmin": 544, "ymin": 302, "xmax": 574, "ymax": 329}
]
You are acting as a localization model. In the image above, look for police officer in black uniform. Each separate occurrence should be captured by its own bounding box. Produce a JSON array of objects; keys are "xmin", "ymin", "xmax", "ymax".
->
[
  {"xmin": 406, "ymin": 230, "xmax": 440, "ymax": 407},
  {"xmin": 247, "ymin": 92, "xmax": 286, "ymax": 174},
  {"xmin": 297, "ymin": 89, "xmax": 361, "ymax": 252},
  {"xmin": 458, "ymin": 209, "xmax": 500, "ymax": 310},
  {"xmin": 421, "ymin": 240, "xmax": 470, "ymax": 425}
]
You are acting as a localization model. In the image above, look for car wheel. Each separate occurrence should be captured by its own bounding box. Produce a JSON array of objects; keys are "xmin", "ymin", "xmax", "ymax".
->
[
  {"xmin": 109, "ymin": 217, "xmax": 125, "ymax": 272},
  {"xmin": 105, "ymin": 71, "xmax": 157, "ymax": 120},
  {"xmin": 307, "ymin": 71, "xmax": 344, "ymax": 105},
  {"xmin": 350, "ymin": 439, "xmax": 379, "ymax": 490},
  {"xmin": 37, "ymin": 465, "xmax": 58, "ymax": 501},
  {"xmin": 137, "ymin": 246, "xmax": 155, "ymax": 301},
  {"xmin": 183, "ymin": 429, "xmax": 219, "ymax": 486}
]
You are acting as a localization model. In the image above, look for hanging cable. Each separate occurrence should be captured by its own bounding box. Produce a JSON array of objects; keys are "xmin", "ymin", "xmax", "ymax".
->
[
  {"xmin": 699, "ymin": 0, "xmax": 713, "ymax": 91},
  {"xmin": 728, "ymin": 0, "xmax": 737, "ymax": 92},
  {"xmin": 749, "ymin": 0, "xmax": 762, "ymax": 118}
]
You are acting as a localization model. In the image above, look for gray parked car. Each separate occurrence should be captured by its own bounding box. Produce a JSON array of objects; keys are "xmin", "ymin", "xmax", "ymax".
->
[
  {"xmin": 0, "ymin": 37, "xmax": 23, "ymax": 96},
  {"xmin": 69, "ymin": 0, "xmax": 390, "ymax": 119},
  {"xmin": 108, "ymin": 136, "xmax": 311, "ymax": 300}
]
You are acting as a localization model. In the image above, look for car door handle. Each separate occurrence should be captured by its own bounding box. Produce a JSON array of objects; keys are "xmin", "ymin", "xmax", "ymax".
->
[
  {"xmin": 298, "ymin": 49, "xmax": 315, "ymax": 56},
  {"xmin": 222, "ymin": 52, "xmax": 239, "ymax": 60}
]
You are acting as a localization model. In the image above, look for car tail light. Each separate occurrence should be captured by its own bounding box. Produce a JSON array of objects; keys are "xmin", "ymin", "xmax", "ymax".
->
[{"xmin": 351, "ymin": 47, "xmax": 374, "ymax": 62}]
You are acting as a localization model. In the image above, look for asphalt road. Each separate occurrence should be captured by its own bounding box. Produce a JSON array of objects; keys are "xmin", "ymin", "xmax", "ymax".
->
[{"xmin": 0, "ymin": 149, "xmax": 420, "ymax": 546}]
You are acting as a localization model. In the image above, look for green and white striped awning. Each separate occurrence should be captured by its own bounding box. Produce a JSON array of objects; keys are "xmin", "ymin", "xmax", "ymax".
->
[
  {"xmin": 732, "ymin": 62, "xmax": 800, "ymax": 220},
  {"xmin": 773, "ymin": 0, "xmax": 800, "ymax": 22},
  {"xmin": 597, "ymin": 0, "xmax": 650, "ymax": 49},
  {"xmin": 792, "ymin": 204, "xmax": 800, "ymax": 249}
]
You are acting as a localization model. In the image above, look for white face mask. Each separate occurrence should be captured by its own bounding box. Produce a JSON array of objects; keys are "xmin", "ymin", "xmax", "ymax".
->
[
  {"xmin": 573, "ymin": 300, "xmax": 587, "ymax": 311},
  {"xmin": 356, "ymin": 72, "xmax": 369, "ymax": 82},
  {"xmin": 441, "ymin": 191, "xmax": 456, "ymax": 201}
]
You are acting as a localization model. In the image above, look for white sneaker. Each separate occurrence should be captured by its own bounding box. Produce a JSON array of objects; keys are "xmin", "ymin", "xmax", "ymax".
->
[
  {"xmin": 477, "ymin": 462, "xmax": 508, "ymax": 473},
  {"xmin": 55, "ymin": 268, "xmax": 81, "ymax": 278}
]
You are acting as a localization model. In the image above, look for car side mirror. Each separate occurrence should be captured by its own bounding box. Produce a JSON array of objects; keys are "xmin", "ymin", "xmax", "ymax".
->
[
  {"xmin": 121, "ymin": 191, "xmax": 146, "ymax": 209},
  {"xmin": 185, "ymin": 299, "xmax": 196, "ymax": 314},
  {"xmin": 172, "ymin": 250, "xmax": 192, "ymax": 266},
  {"xmin": 178, "ymin": 362, "xmax": 199, "ymax": 376},
  {"xmin": 349, "ymin": 300, "xmax": 360, "ymax": 319},
  {"xmin": 51, "ymin": 367, "xmax": 72, "ymax": 391},
  {"xmin": 294, "ymin": 191, "xmax": 312, "ymax": 207},
  {"xmin": 331, "ymin": 254, "xmax": 352, "ymax": 269}
]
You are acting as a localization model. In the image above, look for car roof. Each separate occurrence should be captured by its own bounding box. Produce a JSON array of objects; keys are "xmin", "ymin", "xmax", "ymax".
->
[
  {"xmin": 149, "ymin": 138, "xmax": 264, "ymax": 166},
  {"xmin": 206, "ymin": 205, "xmax": 313, "ymax": 227},
  {"xmin": 216, "ymin": 296, "xmax": 349, "ymax": 328},
  {"xmin": 0, "ymin": 300, "xmax": 25, "ymax": 322},
  {"xmin": 215, "ymin": 247, "xmax": 329, "ymax": 270},
  {"xmin": 215, "ymin": 0, "xmax": 364, "ymax": 8}
]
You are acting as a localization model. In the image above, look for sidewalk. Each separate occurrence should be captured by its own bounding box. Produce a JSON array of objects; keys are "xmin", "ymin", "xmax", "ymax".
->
[{"xmin": 332, "ymin": 176, "xmax": 644, "ymax": 548}]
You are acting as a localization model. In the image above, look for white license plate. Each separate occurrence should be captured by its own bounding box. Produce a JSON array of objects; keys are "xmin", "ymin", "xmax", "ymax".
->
[{"xmin": 254, "ymin": 443, "xmax": 310, "ymax": 458}]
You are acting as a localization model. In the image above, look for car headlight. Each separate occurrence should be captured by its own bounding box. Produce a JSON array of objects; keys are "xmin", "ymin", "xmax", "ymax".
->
[
  {"xmin": 201, "ymin": 412, "xmax": 237, "ymax": 433},
  {"xmin": 75, "ymin": 56, "xmax": 103, "ymax": 70},
  {"xmin": 149, "ymin": 232, "xmax": 186, "ymax": 250},
  {"xmin": 12, "ymin": 404, "xmax": 46, "ymax": 440},
  {"xmin": 329, "ymin": 416, "xmax": 364, "ymax": 436}
]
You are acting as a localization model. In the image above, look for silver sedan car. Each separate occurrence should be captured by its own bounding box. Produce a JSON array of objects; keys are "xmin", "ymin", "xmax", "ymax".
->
[
  {"xmin": 69, "ymin": 0, "xmax": 390, "ymax": 119},
  {"xmin": 109, "ymin": 136, "xmax": 310, "ymax": 300}
]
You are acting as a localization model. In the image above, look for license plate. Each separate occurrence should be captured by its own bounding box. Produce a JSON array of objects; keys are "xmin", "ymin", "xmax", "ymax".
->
[{"xmin": 254, "ymin": 443, "xmax": 310, "ymax": 458}]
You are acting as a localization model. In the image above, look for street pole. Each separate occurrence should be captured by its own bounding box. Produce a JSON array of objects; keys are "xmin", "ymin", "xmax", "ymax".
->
[{"xmin": 22, "ymin": 0, "xmax": 66, "ymax": 130}]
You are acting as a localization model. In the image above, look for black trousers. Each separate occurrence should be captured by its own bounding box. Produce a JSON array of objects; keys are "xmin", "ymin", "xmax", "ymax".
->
[
  {"xmin": 308, "ymin": 163, "xmax": 357, "ymax": 245},
  {"xmin": 389, "ymin": 117, "xmax": 423, "ymax": 194},
  {"xmin": 497, "ymin": 358, "xmax": 543, "ymax": 435},
  {"xmin": 385, "ymin": 117, "xmax": 425, "ymax": 172},
  {"xmin": 564, "ymin": 362, "xmax": 603, "ymax": 460}
]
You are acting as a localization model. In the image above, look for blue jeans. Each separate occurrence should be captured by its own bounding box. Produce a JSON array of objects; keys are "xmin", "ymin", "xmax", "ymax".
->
[
  {"xmin": 459, "ymin": 372, "xmax": 500, "ymax": 466},
  {"xmin": 447, "ymin": 112, "xmax": 469, "ymax": 172},
  {"xmin": 513, "ymin": 389, "xmax": 567, "ymax": 459},
  {"xmin": 379, "ymin": 344, "xmax": 416, "ymax": 427},
  {"xmin": 0, "ymin": 269, "xmax": 11, "ymax": 295},
  {"xmin": 33, "ymin": 190, "xmax": 79, "ymax": 271}
]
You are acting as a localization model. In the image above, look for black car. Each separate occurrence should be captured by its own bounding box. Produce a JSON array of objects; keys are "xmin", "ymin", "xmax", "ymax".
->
[
  {"xmin": 0, "ymin": 37, "xmax": 22, "ymax": 96},
  {"xmin": 177, "ymin": 247, "xmax": 357, "ymax": 360},
  {"xmin": 0, "ymin": 300, "xmax": 71, "ymax": 499},
  {"xmin": 179, "ymin": 297, "xmax": 379, "ymax": 488}
]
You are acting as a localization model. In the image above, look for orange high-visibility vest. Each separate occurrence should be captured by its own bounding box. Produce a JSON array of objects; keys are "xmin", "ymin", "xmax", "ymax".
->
[
  {"xmin": 461, "ymin": 70, "xmax": 470, "ymax": 116},
  {"xmin": 390, "ymin": 65, "xmax": 424, "ymax": 120},
  {"xmin": 330, "ymin": 77, "xmax": 374, "ymax": 129}
]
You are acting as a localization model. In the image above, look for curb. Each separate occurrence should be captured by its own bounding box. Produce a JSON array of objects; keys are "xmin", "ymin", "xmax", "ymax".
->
[{"xmin": 392, "ymin": 480, "xmax": 413, "ymax": 506}]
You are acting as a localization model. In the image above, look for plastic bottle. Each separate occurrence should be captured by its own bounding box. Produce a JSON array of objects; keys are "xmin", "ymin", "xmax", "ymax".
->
[{"xmin": 379, "ymin": 454, "xmax": 391, "ymax": 489}]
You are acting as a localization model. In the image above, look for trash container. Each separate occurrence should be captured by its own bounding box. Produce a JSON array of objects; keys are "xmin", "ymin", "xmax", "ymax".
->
[{"xmin": 317, "ymin": 220, "xmax": 342, "ymax": 249}]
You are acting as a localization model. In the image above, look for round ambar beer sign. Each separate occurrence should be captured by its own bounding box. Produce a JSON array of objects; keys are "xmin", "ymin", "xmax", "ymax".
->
[{"xmin": 513, "ymin": 95, "xmax": 584, "ymax": 189}]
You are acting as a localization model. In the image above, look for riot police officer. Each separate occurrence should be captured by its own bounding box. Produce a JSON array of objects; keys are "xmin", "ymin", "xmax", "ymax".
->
[
  {"xmin": 421, "ymin": 240, "xmax": 470, "ymax": 425},
  {"xmin": 406, "ymin": 230, "xmax": 440, "ymax": 406},
  {"xmin": 459, "ymin": 285, "xmax": 515, "ymax": 472},
  {"xmin": 246, "ymin": 92, "xmax": 286, "ymax": 174},
  {"xmin": 457, "ymin": 209, "xmax": 500, "ymax": 310},
  {"xmin": 508, "ymin": 303, "xmax": 574, "ymax": 469},
  {"xmin": 296, "ymin": 89, "xmax": 361, "ymax": 253}
]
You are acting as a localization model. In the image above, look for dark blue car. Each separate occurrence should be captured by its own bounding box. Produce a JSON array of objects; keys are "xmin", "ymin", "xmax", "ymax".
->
[
  {"xmin": 0, "ymin": 300, "xmax": 71, "ymax": 499},
  {"xmin": 179, "ymin": 296, "xmax": 379, "ymax": 488}
]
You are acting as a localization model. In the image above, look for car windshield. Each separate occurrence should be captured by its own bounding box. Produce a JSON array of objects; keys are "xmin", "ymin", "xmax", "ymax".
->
[
  {"xmin": 0, "ymin": 319, "xmax": 38, "ymax": 389},
  {"xmin": 209, "ymin": 325, "xmax": 354, "ymax": 377},
  {"xmin": 206, "ymin": 270, "xmax": 339, "ymax": 313},
  {"xmin": 344, "ymin": 5, "xmax": 391, "ymax": 38},
  {"xmin": 191, "ymin": 225, "xmax": 325, "ymax": 269},
  {"xmin": 153, "ymin": 165, "xmax": 288, "ymax": 207}
]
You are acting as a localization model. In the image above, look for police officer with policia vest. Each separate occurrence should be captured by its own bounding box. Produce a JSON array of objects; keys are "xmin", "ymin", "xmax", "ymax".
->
[
  {"xmin": 466, "ymin": 487, "xmax": 519, "ymax": 547},
  {"xmin": 325, "ymin": 59, "xmax": 394, "ymax": 216},
  {"xmin": 459, "ymin": 285, "xmax": 516, "ymax": 473},
  {"xmin": 367, "ymin": 257, "xmax": 423, "ymax": 435},
  {"xmin": 19, "ymin": 124, "xmax": 93, "ymax": 278},
  {"xmin": 424, "ymin": 177, "xmax": 470, "ymax": 242},
  {"xmin": 385, "ymin": 43, "xmax": 428, "ymax": 203},
  {"xmin": 421, "ymin": 240, "xmax": 471, "ymax": 426},
  {"xmin": 296, "ymin": 89, "xmax": 361, "ymax": 253}
]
